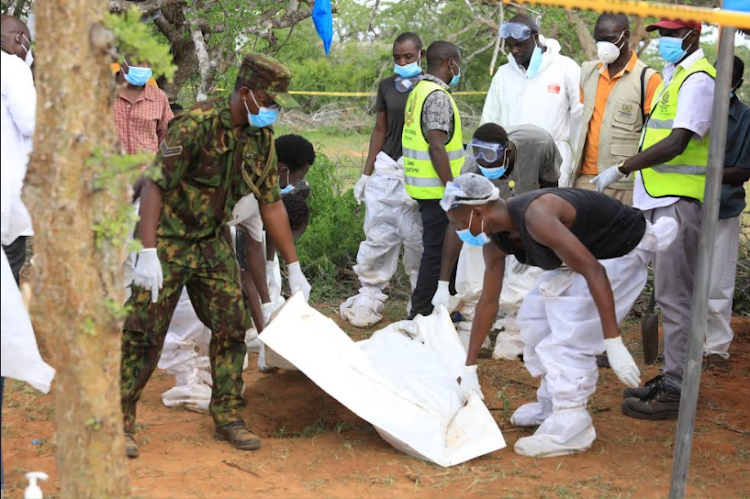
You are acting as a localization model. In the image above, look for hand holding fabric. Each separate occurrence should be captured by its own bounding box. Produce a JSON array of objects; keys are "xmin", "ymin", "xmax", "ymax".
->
[
  {"xmin": 353, "ymin": 174, "xmax": 370, "ymax": 205},
  {"xmin": 287, "ymin": 261, "xmax": 311, "ymax": 301},
  {"xmin": 604, "ymin": 336, "xmax": 641, "ymax": 388},
  {"xmin": 589, "ymin": 165, "xmax": 625, "ymax": 193},
  {"xmin": 133, "ymin": 248, "xmax": 163, "ymax": 303},
  {"xmin": 458, "ymin": 364, "xmax": 483, "ymax": 400},
  {"xmin": 431, "ymin": 280, "xmax": 451, "ymax": 310}
]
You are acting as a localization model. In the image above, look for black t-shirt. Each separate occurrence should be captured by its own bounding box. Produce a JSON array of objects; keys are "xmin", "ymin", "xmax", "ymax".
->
[
  {"xmin": 490, "ymin": 188, "xmax": 647, "ymax": 270},
  {"xmin": 375, "ymin": 76, "xmax": 413, "ymax": 160}
]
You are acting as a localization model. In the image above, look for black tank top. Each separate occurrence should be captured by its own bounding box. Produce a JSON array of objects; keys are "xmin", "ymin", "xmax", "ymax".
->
[{"xmin": 490, "ymin": 188, "xmax": 647, "ymax": 270}]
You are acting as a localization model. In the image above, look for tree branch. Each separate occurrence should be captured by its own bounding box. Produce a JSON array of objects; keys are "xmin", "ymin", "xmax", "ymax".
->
[
  {"xmin": 109, "ymin": 0, "xmax": 183, "ymax": 15},
  {"xmin": 489, "ymin": 1, "xmax": 506, "ymax": 76},
  {"xmin": 565, "ymin": 9, "xmax": 596, "ymax": 61},
  {"xmin": 184, "ymin": 6, "xmax": 213, "ymax": 101}
]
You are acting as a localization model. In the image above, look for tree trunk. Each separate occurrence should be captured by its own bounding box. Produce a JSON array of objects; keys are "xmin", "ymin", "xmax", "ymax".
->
[{"xmin": 23, "ymin": 0, "xmax": 130, "ymax": 497}]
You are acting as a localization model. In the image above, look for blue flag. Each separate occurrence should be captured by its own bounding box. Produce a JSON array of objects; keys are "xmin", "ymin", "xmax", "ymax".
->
[{"xmin": 313, "ymin": 0, "xmax": 333, "ymax": 55}]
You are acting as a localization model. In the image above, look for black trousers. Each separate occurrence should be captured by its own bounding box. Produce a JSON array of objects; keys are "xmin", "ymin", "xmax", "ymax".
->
[
  {"xmin": 3, "ymin": 235, "xmax": 28, "ymax": 285},
  {"xmin": 408, "ymin": 200, "xmax": 456, "ymax": 319}
]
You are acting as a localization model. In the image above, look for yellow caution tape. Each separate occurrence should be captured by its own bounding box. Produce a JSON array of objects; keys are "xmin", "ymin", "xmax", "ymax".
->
[
  {"xmin": 288, "ymin": 90, "xmax": 488, "ymax": 97},
  {"xmin": 504, "ymin": 0, "xmax": 750, "ymax": 30}
]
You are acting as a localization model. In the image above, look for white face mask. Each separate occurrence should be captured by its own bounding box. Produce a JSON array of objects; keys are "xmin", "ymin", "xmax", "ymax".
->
[
  {"xmin": 18, "ymin": 33, "xmax": 33, "ymax": 67},
  {"xmin": 596, "ymin": 32, "xmax": 626, "ymax": 65}
]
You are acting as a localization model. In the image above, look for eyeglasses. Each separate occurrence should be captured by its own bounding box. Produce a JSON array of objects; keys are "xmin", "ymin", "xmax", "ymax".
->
[
  {"xmin": 467, "ymin": 139, "xmax": 506, "ymax": 164},
  {"xmin": 499, "ymin": 22, "xmax": 532, "ymax": 41}
]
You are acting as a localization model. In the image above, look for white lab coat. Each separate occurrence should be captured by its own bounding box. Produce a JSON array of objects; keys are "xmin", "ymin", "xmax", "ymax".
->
[
  {"xmin": 1, "ymin": 50, "xmax": 36, "ymax": 243},
  {"xmin": 481, "ymin": 37, "xmax": 583, "ymax": 187}
]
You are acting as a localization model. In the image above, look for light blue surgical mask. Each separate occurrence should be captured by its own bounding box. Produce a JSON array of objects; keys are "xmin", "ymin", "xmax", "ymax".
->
[
  {"xmin": 123, "ymin": 60, "xmax": 152, "ymax": 87},
  {"xmin": 526, "ymin": 43, "xmax": 543, "ymax": 79},
  {"xmin": 245, "ymin": 90, "xmax": 280, "ymax": 128},
  {"xmin": 477, "ymin": 149, "xmax": 509, "ymax": 179},
  {"xmin": 456, "ymin": 211, "xmax": 491, "ymax": 247},
  {"xmin": 449, "ymin": 60, "xmax": 461, "ymax": 87},
  {"xmin": 658, "ymin": 32, "xmax": 692, "ymax": 64},
  {"xmin": 280, "ymin": 170, "xmax": 294, "ymax": 194},
  {"xmin": 394, "ymin": 59, "xmax": 421, "ymax": 79}
]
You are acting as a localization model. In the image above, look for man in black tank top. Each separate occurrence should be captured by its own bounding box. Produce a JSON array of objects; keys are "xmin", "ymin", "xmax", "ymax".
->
[{"xmin": 442, "ymin": 173, "xmax": 676, "ymax": 458}]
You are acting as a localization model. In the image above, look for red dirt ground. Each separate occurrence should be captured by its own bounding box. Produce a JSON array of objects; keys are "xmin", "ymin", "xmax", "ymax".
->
[{"xmin": 2, "ymin": 317, "xmax": 749, "ymax": 499}]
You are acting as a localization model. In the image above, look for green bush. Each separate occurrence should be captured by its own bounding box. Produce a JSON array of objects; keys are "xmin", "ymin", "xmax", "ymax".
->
[{"xmin": 296, "ymin": 154, "xmax": 365, "ymax": 301}]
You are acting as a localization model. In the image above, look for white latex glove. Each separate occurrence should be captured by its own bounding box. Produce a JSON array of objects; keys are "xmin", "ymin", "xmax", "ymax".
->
[
  {"xmin": 353, "ymin": 174, "xmax": 370, "ymax": 205},
  {"xmin": 589, "ymin": 165, "xmax": 626, "ymax": 193},
  {"xmin": 261, "ymin": 301, "xmax": 279, "ymax": 326},
  {"xmin": 431, "ymin": 280, "xmax": 451, "ymax": 310},
  {"xmin": 133, "ymin": 248, "xmax": 163, "ymax": 304},
  {"xmin": 266, "ymin": 260, "xmax": 281, "ymax": 299},
  {"xmin": 604, "ymin": 336, "xmax": 641, "ymax": 388},
  {"xmin": 287, "ymin": 261, "xmax": 311, "ymax": 302},
  {"xmin": 459, "ymin": 365, "xmax": 484, "ymax": 400}
]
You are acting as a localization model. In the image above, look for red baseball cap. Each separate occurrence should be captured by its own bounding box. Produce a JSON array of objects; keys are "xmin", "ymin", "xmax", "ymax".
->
[{"xmin": 646, "ymin": 18, "xmax": 702, "ymax": 34}]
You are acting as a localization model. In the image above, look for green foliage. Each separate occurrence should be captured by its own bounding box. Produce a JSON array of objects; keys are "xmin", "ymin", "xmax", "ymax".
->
[
  {"xmin": 104, "ymin": 6, "xmax": 176, "ymax": 81},
  {"xmin": 295, "ymin": 154, "xmax": 364, "ymax": 300},
  {"xmin": 88, "ymin": 148, "xmax": 148, "ymax": 251}
]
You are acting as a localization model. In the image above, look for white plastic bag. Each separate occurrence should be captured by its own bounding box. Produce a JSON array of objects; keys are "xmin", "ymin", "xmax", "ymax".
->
[{"xmin": 259, "ymin": 293, "xmax": 505, "ymax": 466}]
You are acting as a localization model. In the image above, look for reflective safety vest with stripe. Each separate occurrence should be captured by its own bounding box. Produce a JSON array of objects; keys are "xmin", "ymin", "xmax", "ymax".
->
[
  {"xmin": 402, "ymin": 80, "xmax": 464, "ymax": 199},
  {"xmin": 640, "ymin": 57, "xmax": 716, "ymax": 202}
]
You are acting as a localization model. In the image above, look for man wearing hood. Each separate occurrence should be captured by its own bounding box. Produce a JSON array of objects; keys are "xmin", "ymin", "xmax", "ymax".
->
[{"xmin": 481, "ymin": 14, "xmax": 583, "ymax": 187}]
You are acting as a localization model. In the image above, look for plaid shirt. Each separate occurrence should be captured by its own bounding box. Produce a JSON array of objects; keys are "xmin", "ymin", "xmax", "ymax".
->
[{"xmin": 113, "ymin": 84, "xmax": 173, "ymax": 155}]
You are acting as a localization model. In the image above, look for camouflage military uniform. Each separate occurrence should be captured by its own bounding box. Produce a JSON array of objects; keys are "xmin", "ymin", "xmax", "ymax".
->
[{"xmin": 121, "ymin": 54, "xmax": 299, "ymax": 433}]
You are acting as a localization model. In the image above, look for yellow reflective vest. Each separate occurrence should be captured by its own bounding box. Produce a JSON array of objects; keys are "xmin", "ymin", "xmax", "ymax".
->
[
  {"xmin": 402, "ymin": 79, "xmax": 464, "ymax": 200},
  {"xmin": 640, "ymin": 57, "xmax": 716, "ymax": 202}
]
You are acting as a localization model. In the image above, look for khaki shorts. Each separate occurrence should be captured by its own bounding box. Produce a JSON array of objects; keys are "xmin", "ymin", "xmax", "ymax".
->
[{"xmin": 228, "ymin": 194, "xmax": 263, "ymax": 242}]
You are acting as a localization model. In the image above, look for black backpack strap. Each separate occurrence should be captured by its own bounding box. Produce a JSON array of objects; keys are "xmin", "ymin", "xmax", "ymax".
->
[{"xmin": 640, "ymin": 65, "xmax": 649, "ymax": 123}]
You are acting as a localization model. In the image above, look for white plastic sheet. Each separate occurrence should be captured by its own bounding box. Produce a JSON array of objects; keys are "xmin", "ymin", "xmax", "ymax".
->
[
  {"xmin": 1, "ymin": 249, "xmax": 55, "ymax": 393},
  {"xmin": 259, "ymin": 293, "xmax": 505, "ymax": 466}
]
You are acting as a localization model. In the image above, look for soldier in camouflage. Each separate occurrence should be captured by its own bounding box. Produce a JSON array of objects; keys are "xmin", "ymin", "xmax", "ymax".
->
[{"xmin": 121, "ymin": 54, "xmax": 311, "ymax": 458}]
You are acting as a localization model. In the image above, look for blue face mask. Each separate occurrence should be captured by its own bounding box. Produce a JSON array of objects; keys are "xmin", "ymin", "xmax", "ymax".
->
[
  {"xmin": 478, "ymin": 149, "xmax": 509, "ymax": 179},
  {"xmin": 525, "ymin": 43, "xmax": 543, "ymax": 79},
  {"xmin": 456, "ymin": 211, "xmax": 491, "ymax": 247},
  {"xmin": 124, "ymin": 63, "xmax": 152, "ymax": 87},
  {"xmin": 479, "ymin": 163, "xmax": 508, "ymax": 180},
  {"xmin": 245, "ymin": 90, "xmax": 280, "ymax": 128},
  {"xmin": 394, "ymin": 59, "xmax": 421, "ymax": 79},
  {"xmin": 658, "ymin": 32, "xmax": 691, "ymax": 64},
  {"xmin": 280, "ymin": 170, "xmax": 295, "ymax": 194},
  {"xmin": 449, "ymin": 60, "xmax": 461, "ymax": 87}
]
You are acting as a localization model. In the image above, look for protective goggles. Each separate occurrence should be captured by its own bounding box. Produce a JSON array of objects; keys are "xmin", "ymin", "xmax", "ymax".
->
[
  {"xmin": 467, "ymin": 139, "xmax": 506, "ymax": 164},
  {"xmin": 499, "ymin": 22, "xmax": 532, "ymax": 41}
]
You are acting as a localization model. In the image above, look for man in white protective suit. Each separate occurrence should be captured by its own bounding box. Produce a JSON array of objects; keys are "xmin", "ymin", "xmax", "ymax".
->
[
  {"xmin": 443, "ymin": 173, "xmax": 676, "ymax": 458},
  {"xmin": 432, "ymin": 123, "xmax": 560, "ymax": 357},
  {"xmin": 341, "ymin": 32, "xmax": 425, "ymax": 328},
  {"xmin": 481, "ymin": 14, "xmax": 582, "ymax": 187}
]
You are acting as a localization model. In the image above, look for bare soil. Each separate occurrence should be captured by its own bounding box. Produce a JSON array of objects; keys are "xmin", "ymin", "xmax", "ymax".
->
[{"xmin": 2, "ymin": 317, "xmax": 749, "ymax": 499}]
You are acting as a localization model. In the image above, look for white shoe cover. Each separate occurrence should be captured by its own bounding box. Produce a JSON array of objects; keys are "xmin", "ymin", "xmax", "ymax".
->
[
  {"xmin": 492, "ymin": 330, "xmax": 525, "ymax": 360},
  {"xmin": 514, "ymin": 408, "xmax": 595, "ymax": 458},
  {"xmin": 340, "ymin": 287, "xmax": 388, "ymax": 328},
  {"xmin": 510, "ymin": 401, "xmax": 552, "ymax": 427}
]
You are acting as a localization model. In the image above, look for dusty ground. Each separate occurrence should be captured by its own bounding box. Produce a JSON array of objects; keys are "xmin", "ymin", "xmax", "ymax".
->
[{"xmin": 2, "ymin": 315, "xmax": 750, "ymax": 499}]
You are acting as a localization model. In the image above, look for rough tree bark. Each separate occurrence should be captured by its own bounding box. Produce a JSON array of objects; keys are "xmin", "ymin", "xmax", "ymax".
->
[{"xmin": 23, "ymin": 0, "xmax": 130, "ymax": 497}]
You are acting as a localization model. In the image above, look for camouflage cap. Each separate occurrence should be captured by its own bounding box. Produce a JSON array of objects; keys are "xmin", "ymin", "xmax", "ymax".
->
[{"xmin": 237, "ymin": 53, "xmax": 299, "ymax": 109}]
